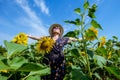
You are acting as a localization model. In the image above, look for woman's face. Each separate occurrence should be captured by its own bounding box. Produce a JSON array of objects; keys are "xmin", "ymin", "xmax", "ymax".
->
[{"xmin": 52, "ymin": 26, "xmax": 61, "ymax": 35}]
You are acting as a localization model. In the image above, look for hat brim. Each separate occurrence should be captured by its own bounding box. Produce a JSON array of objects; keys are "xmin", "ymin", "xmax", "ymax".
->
[{"xmin": 49, "ymin": 24, "xmax": 64, "ymax": 36}]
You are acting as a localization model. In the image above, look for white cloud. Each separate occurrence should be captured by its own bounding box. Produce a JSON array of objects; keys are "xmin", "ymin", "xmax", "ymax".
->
[
  {"xmin": 93, "ymin": 0, "xmax": 104, "ymax": 5},
  {"xmin": 15, "ymin": 0, "xmax": 48, "ymax": 37},
  {"xmin": 34, "ymin": 0, "xmax": 49, "ymax": 15}
]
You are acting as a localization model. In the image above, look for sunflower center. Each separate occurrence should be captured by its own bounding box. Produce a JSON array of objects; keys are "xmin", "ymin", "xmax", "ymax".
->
[{"xmin": 40, "ymin": 41, "xmax": 50, "ymax": 49}]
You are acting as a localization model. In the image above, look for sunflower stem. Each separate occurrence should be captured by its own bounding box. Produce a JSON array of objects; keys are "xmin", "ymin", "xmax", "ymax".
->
[{"xmin": 80, "ymin": 0, "xmax": 91, "ymax": 77}]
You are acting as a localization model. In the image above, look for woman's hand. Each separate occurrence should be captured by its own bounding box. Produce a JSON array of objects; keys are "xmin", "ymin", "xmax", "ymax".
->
[{"xmin": 27, "ymin": 34, "xmax": 32, "ymax": 38}]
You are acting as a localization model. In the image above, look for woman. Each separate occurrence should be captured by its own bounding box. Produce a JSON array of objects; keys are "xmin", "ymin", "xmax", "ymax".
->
[{"xmin": 28, "ymin": 24, "xmax": 79, "ymax": 80}]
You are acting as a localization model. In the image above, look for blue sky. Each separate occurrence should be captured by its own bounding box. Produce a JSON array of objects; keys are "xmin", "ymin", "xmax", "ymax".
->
[{"xmin": 0, "ymin": 0, "xmax": 120, "ymax": 45}]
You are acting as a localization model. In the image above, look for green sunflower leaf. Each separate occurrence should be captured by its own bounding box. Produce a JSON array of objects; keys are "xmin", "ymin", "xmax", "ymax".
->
[
  {"xmin": 91, "ymin": 20, "xmax": 103, "ymax": 30},
  {"xmin": 74, "ymin": 8, "xmax": 81, "ymax": 14},
  {"xmin": 84, "ymin": 1, "xmax": 89, "ymax": 9},
  {"xmin": 104, "ymin": 66, "xmax": 120, "ymax": 79},
  {"xmin": 4, "ymin": 40, "xmax": 27, "ymax": 59},
  {"xmin": 93, "ymin": 54, "xmax": 106, "ymax": 68}
]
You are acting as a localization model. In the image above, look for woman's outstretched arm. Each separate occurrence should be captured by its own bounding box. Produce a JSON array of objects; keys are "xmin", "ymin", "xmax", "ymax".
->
[{"xmin": 27, "ymin": 34, "xmax": 41, "ymax": 40}]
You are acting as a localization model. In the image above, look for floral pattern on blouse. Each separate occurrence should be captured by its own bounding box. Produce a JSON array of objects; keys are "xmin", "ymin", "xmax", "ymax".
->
[{"xmin": 41, "ymin": 37, "xmax": 69, "ymax": 80}]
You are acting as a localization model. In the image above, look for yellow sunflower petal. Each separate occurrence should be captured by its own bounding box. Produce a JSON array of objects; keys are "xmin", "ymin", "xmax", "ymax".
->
[
  {"xmin": 99, "ymin": 36, "xmax": 106, "ymax": 47},
  {"xmin": 11, "ymin": 32, "xmax": 28, "ymax": 46},
  {"xmin": 36, "ymin": 36, "xmax": 55, "ymax": 54},
  {"xmin": 85, "ymin": 26, "xmax": 98, "ymax": 41}
]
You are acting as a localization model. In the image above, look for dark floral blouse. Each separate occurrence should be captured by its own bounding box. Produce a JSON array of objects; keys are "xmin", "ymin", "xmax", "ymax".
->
[{"xmin": 41, "ymin": 37, "xmax": 69, "ymax": 80}]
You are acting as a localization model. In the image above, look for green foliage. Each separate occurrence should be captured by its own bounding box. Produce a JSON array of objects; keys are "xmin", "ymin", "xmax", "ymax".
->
[
  {"xmin": 64, "ymin": 30, "xmax": 80, "ymax": 38},
  {"xmin": 71, "ymin": 69, "xmax": 90, "ymax": 80},
  {"xmin": 74, "ymin": 8, "xmax": 81, "ymax": 14},
  {"xmin": 64, "ymin": 0, "xmax": 120, "ymax": 80},
  {"xmin": 70, "ymin": 49, "xmax": 80, "ymax": 57},
  {"xmin": 91, "ymin": 20, "xmax": 103, "ymax": 30},
  {"xmin": 0, "ymin": 60, "xmax": 9, "ymax": 70},
  {"xmin": 0, "ymin": 41, "xmax": 50, "ymax": 80},
  {"xmin": 28, "ymin": 67, "xmax": 50, "ymax": 77},
  {"xmin": 26, "ymin": 75, "xmax": 40, "ymax": 80},
  {"xmin": 88, "ymin": 4, "xmax": 97, "ymax": 18},
  {"xmin": 84, "ymin": 1, "xmax": 89, "ymax": 9},
  {"xmin": 0, "ymin": 75, "xmax": 8, "ymax": 80},
  {"xmin": 4, "ymin": 40, "xmax": 27, "ymax": 59},
  {"xmin": 0, "ymin": 45, "xmax": 7, "ymax": 56},
  {"xmin": 8, "ymin": 57, "xmax": 28, "ymax": 70},
  {"xmin": 18, "ymin": 63, "xmax": 45, "ymax": 71},
  {"xmin": 64, "ymin": 18, "xmax": 81, "ymax": 26},
  {"xmin": 93, "ymin": 55, "xmax": 106, "ymax": 68},
  {"xmin": 87, "ymin": 49, "xmax": 94, "ymax": 58},
  {"xmin": 104, "ymin": 66, "xmax": 120, "ymax": 79}
]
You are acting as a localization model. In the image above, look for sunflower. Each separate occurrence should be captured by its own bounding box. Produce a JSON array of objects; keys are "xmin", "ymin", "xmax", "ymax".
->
[
  {"xmin": 81, "ymin": 51, "xmax": 86, "ymax": 56},
  {"xmin": 99, "ymin": 36, "xmax": 106, "ymax": 47},
  {"xmin": 108, "ymin": 51, "xmax": 112, "ymax": 59},
  {"xmin": 11, "ymin": 32, "xmax": 28, "ymax": 46},
  {"xmin": 85, "ymin": 27, "xmax": 98, "ymax": 41},
  {"xmin": 36, "ymin": 36, "xmax": 55, "ymax": 54},
  {"xmin": 0, "ymin": 70, "xmax": 8, "ymax": 73}
]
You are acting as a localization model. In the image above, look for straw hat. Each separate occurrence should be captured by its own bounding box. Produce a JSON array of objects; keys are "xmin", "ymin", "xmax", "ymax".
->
[{"xmin": 49, "ymin": 24, "xmax": 64, "ymax": 36}]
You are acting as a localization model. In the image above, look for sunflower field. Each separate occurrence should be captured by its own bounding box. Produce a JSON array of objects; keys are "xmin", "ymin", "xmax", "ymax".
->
[{"xmin": 0, "ymin": 0, "xmax": 120, "ymax": 80}]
